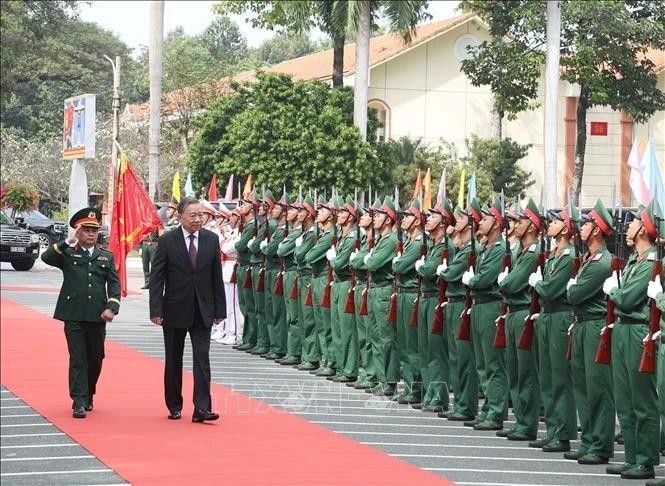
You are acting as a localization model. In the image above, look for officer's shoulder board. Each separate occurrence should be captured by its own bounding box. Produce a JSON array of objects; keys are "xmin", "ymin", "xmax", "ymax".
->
[
  {"xmin": 592, "ymin": 253, "xmax": 603, "ymax": 261},
  {"xmin": 646, "ymin": 252, "xmax": 657, "ymax": 261},
  {"xmin": 414, "ymin": 234, "xmax": 423, "ymax": 241},
  {"xmin": 349, "ymin": 230, "xmax": 356, "ymax": 238},
  {"xmin": 561, "ymin": 248, "xmax": 571, "ymax": 256},
  {"xmin": 528, "ymin": 243, "xmax": 537, "ymax": 252}
]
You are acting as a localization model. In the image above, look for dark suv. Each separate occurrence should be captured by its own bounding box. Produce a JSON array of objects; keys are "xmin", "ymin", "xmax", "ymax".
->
[
  {"xmin": 6, "ymin": 209, "xmax": 67, "ymax": 251},
  {"xmin": 0, "ymin": 209, "xmax": 40, "ymax": 271}
]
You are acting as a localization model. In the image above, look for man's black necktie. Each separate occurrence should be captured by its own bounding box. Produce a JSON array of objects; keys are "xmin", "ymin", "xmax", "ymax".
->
[{"xmin": 188, "ymin": 234, "xmax": 197, "ymax": 266}]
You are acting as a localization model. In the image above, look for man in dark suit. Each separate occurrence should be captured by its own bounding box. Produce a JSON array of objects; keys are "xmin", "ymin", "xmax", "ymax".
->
[{"xmin": 149, "ymin": 197, "xmax": 226, "ymax": 423}]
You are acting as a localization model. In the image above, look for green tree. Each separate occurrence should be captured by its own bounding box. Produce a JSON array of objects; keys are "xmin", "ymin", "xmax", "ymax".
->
[
  {"xmin": 187, "ymin": 72, "xmax": 384, "ymax": 195},
  {"xmin": 199, "ymin": 15, "xmax": 249, "ymax": 70},
  {"xmin": 460, "ymin": 0, "xmax": 665, "ymax": 203}
]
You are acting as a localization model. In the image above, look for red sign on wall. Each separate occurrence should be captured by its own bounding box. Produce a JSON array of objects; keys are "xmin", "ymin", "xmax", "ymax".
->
[{"xmin": 590, "ymin": 121, "xmax": 608, "ymax": 136}]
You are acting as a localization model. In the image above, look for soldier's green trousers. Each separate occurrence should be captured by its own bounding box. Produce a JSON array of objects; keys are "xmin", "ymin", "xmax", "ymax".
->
[
  {"xmin": 64, "ymin": 321, "xmax": 106, "ymax": 407},
  {"xmin": 471, "ymin": 300, "xmax": 508, "ymax": 423},
  {"xmin": 312, "ymin": 275, "xmax": 334, "ymax": 368},
  {"xmin": 141, "ymin": 243, "xmax": 156, "ymax": 285},
  {"xmin": 612, "ymin": 323, "xmax": 659, "ymax": 466},
  {"xmin": 267, "ymin": 268, "xmax": 287, "ymax": 356},
  {"xmin": 505, "ymin": 309, "xmax": 540, "ymax": 437},
  {"xmin": 300, "ymin": 275, "xmax": 320, "ymax": 363},
  {"xmin": 252, "ymin": 265, "xmax": 270, "ymax": 350},
  {"xmin": 446, "ymin": 299, "xmax": 459, "ymax": 397},
  {"xmin": 419, "ymin": 294, "xmax": 448, "ymax": 408},
  {"xmin": 284, "ymin": 271, "xmax": 302, "ymax": 358},
  {"xmin": 450, "ymin": 300, "xmax": 477, "ymax": 416},
  {"xmin": 397, "ymin": 290, "xmax": 421, "ymax": 398},
  {"xmin": 369, "ymin": 285, "xmax": 399, "ymax": 384},
  {"xmin": 356, "ymin": 284, "xmax": 377, "ymax": 383},
  {"xmin": 538, "ymin": 311, "xmax": 577, "ymax": 441},
  {"xmin": 570, "ymin": 318, "xmax": 615, "ymax": 458},
  {"xmin": 332, "ymin": 280, "xmax": 358, "ymax": 378},
  {"xmin": 238, "ymin": 266, "xmax": 256, "ymax": 347},
  {"xmin": 659, "ymin": 342, "xmax": 665, "ymax": 451}
]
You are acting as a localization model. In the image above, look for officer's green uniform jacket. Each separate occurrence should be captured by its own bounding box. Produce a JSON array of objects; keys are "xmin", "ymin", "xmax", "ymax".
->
[
  {"xmin": 608, "ymin": 247, "xmax": 657, "ymax": 322},
  {"xmin": 294, "ymin": 226, "xmax": 317, "ymax": 271},
  {"xmin": 419, "ymin": 236, "xmax": 456, "ymax": 293},
  {"xmin": 41, "ymin": 241, "xmax": 121, "ymax": 322},
  {"xmin": 499, "ymin": 239, "xmax": 538, "ymax": 307},
  {"xmin": 276, "ymin": 225, "xmax": 302, "ymax": 271},
  {"xmin": 440, "ymin": 239, "xmax": 472, "ymax": 299},
  {"xmin": 393, "ymin": 233, "xmax": 426, "ymax": 289},
  {"xmin": 510, "ymin": 239, "xmax": 521, "ymax": 261},
  {"xmin": 249, "ymin": 221, "xmax": 271, "ymax": 265},
  {"xmin": 350, "ymin": 230, "xmax": 376, "ymax": 282},
  {"xmin": 331, "ymin": 229, "xmax": 359, "ymax": 281},
  {"xmin": 366, "ymin": 232, "xmax": 397, "ymax": 285},
  {"xmin": 567, "ymin": 246, "xmax": 612, "ymax": 318},
  {"xmin": 468, "ymin": 236, "xmax": 504, "ymax": 301},
  {"xmin": 262, "ymin": 220, "xmax": 284, "ymax": 269},
  {"xmin": 534, "ymin": 243, "xmax": 574, "ymax": 310},
  {"xmin": 306, "ymin": 227, "xmax": 335, "ymax": 277},
  {"xmin": 235, "ymin": 219, "xmax": 256, "ymax": 266}
]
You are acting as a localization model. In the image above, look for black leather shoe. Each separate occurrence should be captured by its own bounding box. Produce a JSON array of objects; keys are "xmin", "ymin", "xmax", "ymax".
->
[
  {"xmin": 250, "ymin": 347, "xmax": 268, "ymax": 355},
  {"xmin": 192, "ymin": 409, "xmax": 219, "ymax": 423},
  {"xmin": 332, "ymin": 376, "xmax": 356, "ymax": 383},
  {"xmin": 72, "ymin": 406, "xmax": 86, "ymax": 418},
  {"xmin": 542, "ymin": 439, "xmax": 570, "ymax": 452},
  {"xmin": 497, "ymin": 429, "xmax": 515, "ymax": 438},
  {"xmin": 577, "ymin": 453, "xmax": 609, "ymax": 465},
  {"xmin": 141, "ymin": 284, "xmax": 149, "ymax": 289},
  {"xmin": 606, "ymin": 463, "xmax": 633, "ymax": 475},
  {"xmin": 563, "ymin": 450, "xmax": 586, "ymax": 460},
  {"xmin": 168, "ymin": 410, "xmax": 181, "ymax": 420},
  {"xmin": 84, "ymin": 396, "xmax": 93, "ymax": 412},
  {"xmin": 528, "ymin": 436, "xmax": 552, "ymax": 448},
  {"xmin": 464, "ymin": 418, "xmax": 482, "ymax": 427},
  {"xmin": 620, "ymin": 464, "xmax": 655, "ymax": 480},
  {"xmin": 422, "ymin": 405, "xmax": 445, "ymax": 413},
  {"xmin": 447, "ymin": 413, "xmax": 474, "ymax": 421}
]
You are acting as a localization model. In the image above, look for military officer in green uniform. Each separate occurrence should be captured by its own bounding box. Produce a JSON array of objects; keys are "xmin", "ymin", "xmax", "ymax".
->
[
  {"xmin": 392, "ymin": 200, "xmax": 426, "ymax": 405},
  {"xmin": 276, "ymin": 193, "xmax": 303, "ymax": 366},
  {"xmin": 417, "ymin": 199, "xmax": 456, "ymax": 413},
  {"xmin": 41, "ymin": 208, "xmax": 121, "ymax": 418},
  {"xmin": 364, "ymin": 196, "xmax": 399, "ymax": 396},
  {"xmin": 235, "ymin": 191, "xmax": 258, "ymax": 351},
  {"xmin": 441, "ymin": 205, "xmax": 478, "ymax": 421},
  {"xmin": 528, "ymin": 205, "xmax": 578, "ymax": 452},
  {"xmin": 140, "ymin": 228, "xmax": 159, "ymax": 289},
  {"xmin": 602, "ymin": 202, "xmax": 661, "ymax": 479},
  {"xmin": 463, "ymin": 198, "xmax": 508, "ymax": 431},
  {"xmin": 565, "ymin": 199, "xmax": 614, "ymax": 465},
  {"xmin": 498, "ymin": 198, "xmax": 542, "ymax": 441},
  {"xmin": 295, "ymin": 194, "xmax": 320, "ymax": 371},
  {"xmin": 262, "ymin": 190, "xmax": 288, "ymax": 360},
  {"xmin": 328, "ymin": 195, "xmax": 360, "ymax": 382},
  {"xmin": 307, "ymin": 196, "xmax": 337, "ymax": 377}
]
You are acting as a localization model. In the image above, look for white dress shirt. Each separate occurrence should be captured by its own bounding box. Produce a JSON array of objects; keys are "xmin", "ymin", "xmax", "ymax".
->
[{"xmin": 181, "ymin": 227, "xmax": 199, "ymax": 251}]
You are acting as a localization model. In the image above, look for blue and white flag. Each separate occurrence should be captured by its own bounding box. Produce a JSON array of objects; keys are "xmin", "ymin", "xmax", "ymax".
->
[
  {"xmin": 641, "ymin": 138, "xmax": 665, "ymax": 211},
  {"xmin": 184, "ymin": 171, "xmax": 195, "ymax": 197}
]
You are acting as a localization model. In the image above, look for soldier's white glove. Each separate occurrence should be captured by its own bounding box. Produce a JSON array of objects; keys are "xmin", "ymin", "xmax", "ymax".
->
[
  {"xmin": 436, "ymin": 260, "xmax": 448, "ymax": 276},
  {"xmin": 462, "ymin": 267, "xmax": 475, "ymax": 286},
  {"xmin": 497, "ymin": 266, "xmax": 509, "ymax": 285},
  {"xmin": 414, "ymin": 256, "xmax": 425, "ymax": 272},
  {"xmin": 602, "ymin": 270, "xmax": 619, "ymax": 295},
  {"xmin": 363, "ymin": 253, "xmax": 371, "ymax": 265},
  {"xmin": 295, "ymin": 235, "xmax": 303, "ymax": 247},
  {"xmin": 259, "ymin": 239, "xmax": 268, "ymax": 250},
  {"xmin": 392, "ymin": 252, "xmax": 402, "ymax": 265},
  {"xmin": 247, "ymin": 237, "xmax": 256, "ymax": 248},
  {"xmin": 528, "ymin": 267, "xmax": 543, "ymax": 288},
  {"xmin": 526, "ymin": 313, "xmax": 540, "ymax": 322},
  {"xmin": 652, "ymin": 330, "xmax": 662, "ymax": 341},
  {"xmin": 326, "ymin": 247, "xmax": 337, "ymax": 261},
  {"xmin": 350, "ymin": 250, "xmax": 359, "ymax": 261},
  {"xmin": 647, "ymin": 278, "xmax": 663, "ymax": 299},
  {"xmin": 566, "ymin": 278, "xmax": 577, "ymax": 290}
]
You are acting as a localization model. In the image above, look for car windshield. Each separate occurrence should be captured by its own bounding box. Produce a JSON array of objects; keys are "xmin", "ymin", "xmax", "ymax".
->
[
  {"xmin": 23, "ymin": 210, "xmax": 49, "ymax": 220},
  {"xmin": 1, "ymin": 210, "xmax": 15, "ymax": 225}
]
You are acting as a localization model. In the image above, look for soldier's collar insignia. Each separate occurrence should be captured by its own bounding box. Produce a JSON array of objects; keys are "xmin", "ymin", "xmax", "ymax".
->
[
  {"xmin": 528, "ymin": 243, "xmax": 537, "ymax": 252},
  {"xmin": 98, "ymin": 256, "xmax": 109, "ymax": 261},
  {"xmin": 562, "ymin": 248, "xmax": 570, "ymax": 256},
  {"xmin": 592, "ymin": 253, "xmax": 602, "ymax": 261}
]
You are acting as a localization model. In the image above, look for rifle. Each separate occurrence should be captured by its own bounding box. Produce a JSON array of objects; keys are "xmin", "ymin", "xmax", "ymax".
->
[
  {"xmin": 566, "ymin": 196, "xmax": 583, "ymax": 360},
  {"xmin": 410, "ymin": 224, "xmax": 428, "ymax": 327},
  {"xmin": 431, "ymin": 229, "xmax": 449, "ymax": 334},
  {"xmin": 639, "ymin": 214, "xmax": 663, "ymax": 374},
  {"xmin": 273, "ymin": 211, "xmax": 288, "ymax": 295},
  {"xmin": 517, "ymin": 209, "xmax": 546, "ymax": 350},
  {"xmin": 230, "ymin": 218, "xmax": 242, "ymax": 284},
  {"xmin": 321, "ymin": 206, "xmax": 337, "ymax": 308},
  {"xmin": 458, "ymin": 213, "xmax": 476, "ymax": 341},
  {"xmin": 493, "ymin": 190, "xmax": 510, "ymax": 348},
  {"xmin": 242, "ymin": 204, "xmax": 258, "ymax": 289},
  {"xmin": 595, "ymin": 197, "xmax": 623, "ymax": 364},
  {"xmin": 304, "ymin": 197, "xmax": 318, "ymax": 307},
  {"xmin": 344, "ymin": 211, "xmax": 362, "ymax": 314},
  {"xmin": 359, "ymin": 208, "xmax": 375, "ymax": 316},
  {"xmin": 387, "ymin": 206, "xmax": 403, "ymax": 323},
  {"xmin": 256, "ymin": 207, "xmax": 269, "ymax": 293}
]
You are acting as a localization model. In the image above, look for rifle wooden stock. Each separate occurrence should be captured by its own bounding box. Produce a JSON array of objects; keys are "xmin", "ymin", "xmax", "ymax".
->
[
  {"xmin": 343, "ymin": 281, "xmax": 356, "ymax": 314},
  {"xmin": 256, "ymin": 267, "xmax": 265, "ymax": 292},
  {"xmin": 321, "ymin": 235, "xmax": 337, "ymax": 308},
  {"xmin": 595, "ymin": 257, "xmax": 623, "ymax": 364},
  {"xmin": 409, "ymin": 295, "xmax": 419, "ymax": 327},
  {"xmin": 289, "ymin": 275, "xmax": 299, "ymax": 300},
  {"xmin": 518, "ymin": 252, "xmax": 545, "ymax": 351},
  {"xmin": 242, "ymin": 265, "xmax": 253, "ymax": 289},
  {"xmin": 388, "ymin": 240, "xmax": 404, "ymax": 323},
  {"xmin": 493, "ymin": 252, "xmax": 512, "ymax": 348},
  {"xmin": 230, "ymin": 262, "xmax": 238, "ymax": 284},
  {"xmin": 565, "ymin": 256, "xmax": 583, "ymax": 360},
  {"xmin": 304, "ymin": 283, "xmax": 314, "ymax": 306},
  {"xmin": 274, "ymin": 269, "xmax": 284, "ymax": 295},
  {"xmin": 639, "ymin": 260, "xmax": 662, "ymax": 374},
  {"xmin": 457, "ymin": 251, "xmax": 477, "ymax": 341},
  {"xmin": 431, "ymin": 248, "xmax": 449, "ymax": 335},
  {"xmin": 359, "ymin": 230, "xmax": 376, "ymax": 316}
]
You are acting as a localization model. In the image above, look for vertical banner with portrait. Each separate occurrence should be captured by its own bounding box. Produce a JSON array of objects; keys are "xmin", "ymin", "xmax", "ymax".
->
[{"xmin": 63, "ymin": 94, "xmax": 96, "ymax": 160}]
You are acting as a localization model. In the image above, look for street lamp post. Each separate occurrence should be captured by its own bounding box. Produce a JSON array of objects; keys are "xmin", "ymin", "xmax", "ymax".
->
[{"xmin": 104, "ymin": 55, "xmax": 121, "ymax": 228}]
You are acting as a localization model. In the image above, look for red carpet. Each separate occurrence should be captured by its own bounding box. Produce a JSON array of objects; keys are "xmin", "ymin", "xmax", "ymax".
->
[{"xmin": 0, "ymin": 297, "xmax": 453, "ymax": 486}]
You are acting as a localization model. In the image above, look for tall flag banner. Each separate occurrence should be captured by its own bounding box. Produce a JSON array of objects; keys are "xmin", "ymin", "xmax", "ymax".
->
[
  {"xmin": 108, "ymin": 154, "xmax": 162, "ymax": 296},
  {"xmin": 224, "ymin": 174, "xmax": 234, "ymax": 201},
  {"xmin": 208, "ymin": 173, "xmax": 218, "ymax": 202},
  {"xmin": 468, "ymin": 172, "xmax": 477, "ymax": 201},
  {"xmin": 411, "ymin": 169, "xmax": 423, "ymax": 201},
  {"xmin": 627, "ymin": 138, "xmax": 649, "ymax": 204},
  {"xmin": 641, "ymin": 138, "xmax": 665, "ymax": 211},
  {"xmin": 436, "ymin": 169, "xmax": 447, "ymax": 204},
  {"xmin": 422, "ymin": 167, "xmax": 432, "ymax": 210},
  {"xmin": 183, "ymin": 171, "xmax": 195, "ymax": 197},
  {"xmin": 242, "ymin": 175, "xmax": 254, "ymax": 198},
  {"xmin": 171, "ymin": 171, "xmax": 181, "ymax": 202},
  {"xmin": 457, "ymin": 168, "xmax": 466, "ymax": 208}
]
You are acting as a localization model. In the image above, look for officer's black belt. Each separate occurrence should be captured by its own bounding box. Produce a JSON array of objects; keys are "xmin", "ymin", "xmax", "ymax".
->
[
  {"xmin": 447, "ymin": 296, "xmax": 465, "ymax": 302},
  {"xmin": 369, "ymin": 281, "xmax": 392, "ymax": 288},
  {"xmin": 616, "ymin": 317, "xmax": 648, "ymax": 325},
  {"xmin": 313, "ymin": 272, "xmax": 328, "ymax": 279},
  {"xmin": 573, "ymin": 313, "xmax": 605, "ymax": 322},
  {"xmin": 473, "ymin": 296, "xmax": 501, "ymax": 304},
  {"xmin": 298, "ymin": 271, "xmax": 313, "ymax": 277},
  {"xmin": 542, "ymin": 304, "xmax": 572, "ymax": 313},
  {"xmin": 421, "ymin": 291, "xmax": 438, "ymax": 298},
  {"xmin": 507, "ymin": 304, "xmax": 530, "ymax": 313}
]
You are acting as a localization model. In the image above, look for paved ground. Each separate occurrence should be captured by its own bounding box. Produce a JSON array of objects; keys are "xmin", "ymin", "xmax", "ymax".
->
[{"xmin": 2, "ymin": 258, "xmax": 663, "ymax": 485}]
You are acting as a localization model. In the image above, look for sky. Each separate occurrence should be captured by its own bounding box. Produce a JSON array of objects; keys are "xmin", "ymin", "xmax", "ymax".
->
[{"xmin": 80, "ymin": 0, "xmax": 461, "ymax": 55}]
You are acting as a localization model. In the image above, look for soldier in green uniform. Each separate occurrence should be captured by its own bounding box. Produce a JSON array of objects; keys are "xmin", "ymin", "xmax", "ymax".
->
[
  {"xmin": 463, "ymin": 198, "xmax": 508, "ymax": 431},
  {"xmin": 262, "ymin": 190, "xmax": 288, "ymax": 360},
  {"xmin": 235, "ymin": 191, "xmax": 258, "ymax": 351},
  {"xmin": 328, "ymin": 195, "xmax": 360, "ymax": 382},
  {"xmin": 41, "ymin": 207, "xmax": 121, "ymax": 418},
  {"xmin": 603, "ymin": 202, "xmax": 660, "ymax": 479},
  {"xmin": 417, "ymin": 199, "xmax": 456, "ymax": 413},
  {"xmin": 350, "ymin": 200, "xmax": 378, "ymax": 390},
  {"xmin": 364, "ymin": 196, "xmax": 399, "ymax": 396},
  {"xmin": 295, "ymin": 194, "xmax": 320, "ymax": 371},
  {"xmin": 307, "ymin": 196, "xmax": 337, "ymax": 377},
  {"xmin": 441, "ymin": 205, "xmax": 478, "ymax": 421},
  {"xmin": 392, "ymin": 200, "xmax": 426, "ymax": 405},
  {"xmin": 565, "ymin": 199, "xmax": 614, "ymax": 465},
  {"xmin": 498, "ymin": 198, "xmax": 542, "ymax": 440},
  {"xmin": 528, "ymin": 206, "xmax": 578, "ymax": 452},
  {"xmin": 140, "ymin": 227, "xmax": 159, "ymax": 289},
  {"xmin": 276, "ymin": 193, "xmax": 303, "ymax": 366}
]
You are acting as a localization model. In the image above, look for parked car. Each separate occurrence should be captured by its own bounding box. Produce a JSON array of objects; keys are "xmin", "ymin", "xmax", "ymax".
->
[
  {"xmin": 6, "ymin": 209, "xmax": 67, "ymax": 251},
  {"xmin": 0, "ymin": 209, "xmax": 40, "ymax": 271}
]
